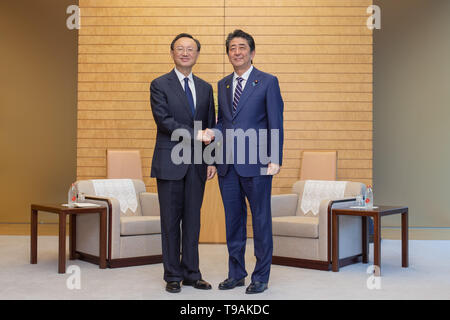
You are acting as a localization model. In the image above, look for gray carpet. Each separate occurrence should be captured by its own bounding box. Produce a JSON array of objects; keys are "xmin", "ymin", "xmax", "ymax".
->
[{"xmin": 1, "ymin": 235, "xmax": 449, "ymax": 300}]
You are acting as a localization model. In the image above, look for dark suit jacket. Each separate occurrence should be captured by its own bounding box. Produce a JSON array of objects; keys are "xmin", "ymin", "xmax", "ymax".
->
[
  {"xmin": 215, "ymin": 67, "xmax": 284, "ymax": 177},
  {"xmin": 150, "ymin": 69, "xmax": 216, "ymax": 181}
]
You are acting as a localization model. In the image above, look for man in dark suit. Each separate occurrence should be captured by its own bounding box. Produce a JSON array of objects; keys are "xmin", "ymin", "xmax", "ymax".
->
[
  {"xmin": 150, "ymin": 33, "xmax": 216, "ymax": 293},
  {"xmin": 212, "ymin": 29, "xmax": 284, "ymax": 294}
]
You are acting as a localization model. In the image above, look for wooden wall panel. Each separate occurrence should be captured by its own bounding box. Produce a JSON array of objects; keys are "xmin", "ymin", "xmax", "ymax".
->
[
  {"xmin": 77, "ymin": 0, "xmax": 226, "ymax": 243},
  {"xmin": 77, "ymin": 0, "xmax": 372, "ymax": 242},
  {"xmin": 223, "ymin": 0, "xmax": 372, "ymax": 237}
]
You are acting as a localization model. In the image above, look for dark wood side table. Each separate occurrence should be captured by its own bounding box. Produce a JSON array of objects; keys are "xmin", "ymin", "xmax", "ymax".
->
[
  {"xmin": 30, "ymin": 203, "xmax": 107, "ymax": 274},
  {"xmin": 332, "ymin": 205, "xmax": 408, "ymax": 276}
]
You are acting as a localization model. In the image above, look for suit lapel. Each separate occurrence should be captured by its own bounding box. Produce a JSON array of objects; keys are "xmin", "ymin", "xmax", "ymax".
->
[
  {"xmin": 233, "ymin": 67, "xmax": 258, "ymax": 119},
  {"xmin": 223, "ymin": 73, "xmax": 234, "ymax": 117},
  {"xmin": 168, "ymin": 69, "xmax": 194, "ymax": 120},
  {"xmin": 193, "ymin": 75, "xmax": 201, "ymax": 119}
]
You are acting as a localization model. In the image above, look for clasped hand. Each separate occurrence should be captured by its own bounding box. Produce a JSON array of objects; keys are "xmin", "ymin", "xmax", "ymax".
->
[
  {"xmin": 266, "ymin": 163, "xmax": 280, "ymax": 175},
  {"xmin": 196, "ymin": 128, "xmax": 217, "ymax": 180},
  {"xmin": 197, "ymin": 128, "xmax": 215, "ymax": 145}
]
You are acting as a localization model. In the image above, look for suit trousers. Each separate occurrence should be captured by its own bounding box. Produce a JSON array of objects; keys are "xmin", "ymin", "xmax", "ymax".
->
[
  {"xmin": 156, "ymin": 164, "xmax": 205, "ymax": 282},
  {"xmin": 218, "ymin": 165, "xmax": 273, "ymax": 283}
]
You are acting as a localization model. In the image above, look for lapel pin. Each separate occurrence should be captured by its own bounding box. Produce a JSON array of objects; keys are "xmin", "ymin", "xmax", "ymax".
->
[
  {"xmin": 252, "ymin": 80, "xmax": 259, "ymax": 86},
  {"xmin": 226, "ymin": 84, "xmax": 230, "ymax": 89}
]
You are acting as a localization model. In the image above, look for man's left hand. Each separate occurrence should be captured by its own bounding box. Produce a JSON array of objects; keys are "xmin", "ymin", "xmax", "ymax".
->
[
  {"xmin": 267, "ymin": 163, "xmax": 280, "ymax": 175},
  {"xmin": 207, "ymin": 166, "xmax": 217, "ymax": 180}
]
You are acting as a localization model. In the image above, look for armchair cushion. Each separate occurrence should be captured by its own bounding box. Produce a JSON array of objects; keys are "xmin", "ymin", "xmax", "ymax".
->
[
  {"xmin": 120, "ymin": 216, "xmax": 161, "ymax": 236},
  {"xmin": 76, "ymin": 179, "xmax": 146, "ymax": 217},
  {"xmin": 272, "ymin": 216, "xmax": 319, "ymax": 239},
  {"xmin": 271, "ymin": 194, "xmax": 298, "ymax": 217},
  {"xmin": 139, "ymin": 192, "xmax": 160, "ymax": 217},
  {"xmin": 107, "ymin": 149, "xmax": 143, "ymax": 180},
  {"xmin": 292, "ymin": 180, "xmax": 364, "ymax": 217}
]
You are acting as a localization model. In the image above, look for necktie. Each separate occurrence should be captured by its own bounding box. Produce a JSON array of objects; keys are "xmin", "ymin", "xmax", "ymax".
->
[
  {"xmin": 233, "ymin": 77, "xmax": 244, "ymax": 114},
  {"xmin": 184, "ymin": 77, "xmax": 195, "ymax": 116}
]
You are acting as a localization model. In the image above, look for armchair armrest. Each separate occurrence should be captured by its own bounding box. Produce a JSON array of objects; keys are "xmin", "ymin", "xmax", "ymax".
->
[
  {"xmin": 84, "ymin": 195, "xmax": 121, "ymax": 260},
  {"xmin": 317, "ymin": 198, "xmax": 357, "ymax": 262},
  {"xmin": 139, "ymin": 192, "xmax": 160, "ymax": 217},
  {"xmin": 271, "ymin": 194, "xmax": 298, "ymax": 217}
]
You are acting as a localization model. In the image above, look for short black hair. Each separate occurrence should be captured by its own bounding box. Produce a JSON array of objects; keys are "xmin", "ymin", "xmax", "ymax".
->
[
  {"xmin": 225, "ymin": 29, "xmax": 255, "ymax": 54},
  {"xmin": 170, "ymin": 33, "xmax": 201, "ymax": 52}
]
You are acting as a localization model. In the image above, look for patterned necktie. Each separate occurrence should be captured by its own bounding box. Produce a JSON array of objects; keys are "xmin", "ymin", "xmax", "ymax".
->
[
  {"xmin": 233, "ymin": 77, "xmax": 244, "ymax": 114},
  {"xmin": 184, "ymin": 77, "xmax": 195, "ymax": 116}
]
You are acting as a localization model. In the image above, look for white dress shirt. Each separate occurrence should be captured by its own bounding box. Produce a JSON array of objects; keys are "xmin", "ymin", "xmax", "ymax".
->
[
  {"xmin": 232, "ymin": 65, "xmax": 254, "ymax": 100},
  {"xmin": 174, "ymin": 67, "xmax": 196, "ymax": 108}
]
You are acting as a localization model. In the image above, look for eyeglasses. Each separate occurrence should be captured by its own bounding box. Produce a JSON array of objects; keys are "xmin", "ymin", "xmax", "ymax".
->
[{"xmin": 174, "ymin": 46, "xmax": 196, "ymax": 54}]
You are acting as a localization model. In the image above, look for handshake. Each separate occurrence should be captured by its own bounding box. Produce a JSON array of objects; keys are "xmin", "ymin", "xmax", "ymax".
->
[
  {"xmin": 196, "ymin": 128, "xmax": 215, "ymax": 145},
  {"xmin": 196, "ymin": 128, "xmax": 217, "ymax": 180}
]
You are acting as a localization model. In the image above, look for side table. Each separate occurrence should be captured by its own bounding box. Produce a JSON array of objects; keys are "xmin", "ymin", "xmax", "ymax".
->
[
  {"xmin": 30, "ymin": 203, "xmax": 107, "ymax": 274},
  {"xmin": 332, "ymin": 205, "xmax": 408, "ymax": 275}
]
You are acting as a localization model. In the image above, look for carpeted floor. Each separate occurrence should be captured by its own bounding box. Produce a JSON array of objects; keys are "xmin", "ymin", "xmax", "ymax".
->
[{"xmin": 0, "ymin": 235, "xmax": 449, "ymax": 300}]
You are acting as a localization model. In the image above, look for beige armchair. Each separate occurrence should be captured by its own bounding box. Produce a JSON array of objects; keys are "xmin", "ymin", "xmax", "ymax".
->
[
  {"xmin": 271, "ymin": 180, "xmax": 365, "ymax": 270},
  {"xmin": 74, "ymin": 179, "xmax": 162, "ymax": 268},
  {"xmin": 300, "ymin": 151, "xmax": 337, "ymax": 181},
  {"xmin": 107, "ymin": 149, "xmax": 143, "ymax": 180}
]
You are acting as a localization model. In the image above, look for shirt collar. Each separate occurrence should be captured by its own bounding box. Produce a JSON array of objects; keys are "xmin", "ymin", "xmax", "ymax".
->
[
  {"xmin": 233, "ymin": 65, "xmax": 253, "ymax": 82},
  {"xmin": 174, "ymin": 67, "xmax": 194, "ymax": 83}
]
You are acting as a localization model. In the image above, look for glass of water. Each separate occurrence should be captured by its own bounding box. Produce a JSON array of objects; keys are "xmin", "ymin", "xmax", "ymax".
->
[{"xmin": 356, "ymin": 195, "xmax": 363, "ymax": 207}]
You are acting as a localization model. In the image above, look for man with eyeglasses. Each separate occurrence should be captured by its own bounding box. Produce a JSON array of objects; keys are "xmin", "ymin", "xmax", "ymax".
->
[{"xmin": 150, "ymin": 33, "xmax": 216, "ymax": 293}]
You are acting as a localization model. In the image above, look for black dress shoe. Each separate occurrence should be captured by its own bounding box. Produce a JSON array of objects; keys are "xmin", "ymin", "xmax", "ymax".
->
[
  {"xmin": 218, "ymin": 278, "xmax": 245, "ymax": 290},
  {"xmin": 183, "ymin": 279, "xmax": 212, "ymax": 290},
  {"xmin": 245, "ymin": 282, "xmax": 268, "ymax": 294},
  {"xmin": 166, "ymin": 281, "xmax": 181, "ymax": 293}
]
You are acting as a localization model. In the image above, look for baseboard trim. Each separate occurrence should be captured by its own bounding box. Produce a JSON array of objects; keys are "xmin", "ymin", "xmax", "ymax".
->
[
  {"xmin": 0, "ymin": 223, "xmax": 61, "ymax": 235},
  {"xmin": 382, "ymin": 227, "xmax": 450, "ymax": 240}
]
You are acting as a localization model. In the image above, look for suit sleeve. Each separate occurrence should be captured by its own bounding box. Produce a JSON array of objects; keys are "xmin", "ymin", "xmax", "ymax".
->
[
  {"xmin": 213, "ymin": 81, "xmax": 224, "ymax": 134},
  {"xmin": 208, "ymin": 84, "xmax": 216, "ymax": 129},
  {"xmin": 150, "ymin": 79, "xmax": 194, "ymax": 139},
  {"xmin": 266, "ymin": 76, "xmax": 284, "ymax": 166}
]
